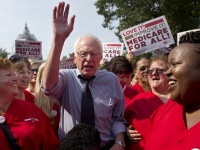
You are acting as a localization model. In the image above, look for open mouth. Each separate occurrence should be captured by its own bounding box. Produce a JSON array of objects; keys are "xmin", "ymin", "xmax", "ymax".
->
[
  {"xmin": 152, "ymin": 77, "xmax": 160, "ymax": 81},
  {"xmin": 12, "ymin": 84, "xmax": 18, "ymax": 87},
  {"xmin": 84, "ymin": 65, "xmax": 93, "ymax": 70},
  {"xmin": 168, "ymin": 80, "xmax": 176, "ymax": 91}
]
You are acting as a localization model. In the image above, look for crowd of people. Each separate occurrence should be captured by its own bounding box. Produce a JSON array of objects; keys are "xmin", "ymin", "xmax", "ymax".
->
[{"xmin": 0, "ymin": 1, "xmax": 200, "ymax": 150}]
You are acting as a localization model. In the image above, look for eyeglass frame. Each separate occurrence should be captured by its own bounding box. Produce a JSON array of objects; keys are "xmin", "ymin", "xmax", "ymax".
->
[
  {"xmin": 147, "ymin": 68, "xmax": 168, "ymax": 75},
  {"xmin": 136, "ymin": 66, "xmax": 149, "ymax": 72},
  {"xmin": 75, "ymin": 51, "xmax": 102, "ymax": 59}
]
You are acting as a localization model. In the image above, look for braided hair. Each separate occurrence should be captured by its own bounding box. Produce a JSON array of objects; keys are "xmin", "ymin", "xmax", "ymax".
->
[
  {"xmin": 179, "ymin": 31, "xmax": 200, "ymax": 44},
  {"xmin": 59, "ymin": 123, "xmax": 101, "ymax": 150}
]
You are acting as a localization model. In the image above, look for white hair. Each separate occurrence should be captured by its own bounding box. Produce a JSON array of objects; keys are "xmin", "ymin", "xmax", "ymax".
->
[{"xmin": 73, "ymin": 34, "xmax": 103, "ymax": 54}]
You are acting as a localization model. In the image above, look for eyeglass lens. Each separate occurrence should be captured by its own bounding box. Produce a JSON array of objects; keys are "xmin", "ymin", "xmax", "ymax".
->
[
  {"xmin": 138, "ymin": 66, "xmax": 148, "ymax": 71},
  {"xmin": 148, "ymin": 69, "xmax": 166, "ymax": 75}
]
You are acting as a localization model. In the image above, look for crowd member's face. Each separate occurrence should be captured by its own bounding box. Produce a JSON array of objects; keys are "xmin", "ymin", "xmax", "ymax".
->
[
  {"xmin": 99, "ymin": 58, "xmax": 107, "ymax": 67},
  {"xmin": 148, "ymin": 60, "xmax": 169, "ymax": 93},
  {"xmin": 15, "ymin": 62, "xmax": 32, "ymax": 90},
  {"xmin": 116, "ymin": 73, "xmax": 132, "ymax": 88},
  {"xmin": 166, "ymin": 43, "xmax": 200, "ymax": 106},
  {"xmin": 74, "ymin": 37, "xmax": 102, "ymax": 79},
  {"xmin": 134, "ymin": 58, "xmax": 150, "ymax": 83},
  {"xmin": 30, "ymin": 63, "xmax": 40, "ymax": 83},
  {"xmin": 0, "ymin": 68, "xmax": 19, "ymax": 99}
]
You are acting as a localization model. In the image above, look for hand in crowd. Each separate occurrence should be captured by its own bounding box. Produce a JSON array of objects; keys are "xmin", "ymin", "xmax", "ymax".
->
[
  {"xmin": 127, "ymin": 125, "xmax": 141, "ymax": 142},
  {"xmin": 52, "ymin": 2, "xmax": 75, "ymax": 43},
  {"xmin": 126, "ymin": 52, "xmax": 135, "ymax": 62},
  {"xmin": 110, "ymin": 143, "xmax": 125, "ymax": 150}
]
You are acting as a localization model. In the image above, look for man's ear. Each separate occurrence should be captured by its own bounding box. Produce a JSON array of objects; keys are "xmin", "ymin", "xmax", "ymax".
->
[
  {"xmin": 72, "ymin": 52, "xmax": 75, "ymax": 57},
  {"xmin": 72, "ymin": 52, "xmax": 76, "ymax": 63},
  {"xmin": 134, "ymin": 69, "xmax": 136, "ymax": 74}
]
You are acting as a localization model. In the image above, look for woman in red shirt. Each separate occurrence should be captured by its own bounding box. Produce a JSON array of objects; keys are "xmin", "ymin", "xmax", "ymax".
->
[{"xmin": 0, "ymin": 58, "xmax": 59, "ymax": 150}]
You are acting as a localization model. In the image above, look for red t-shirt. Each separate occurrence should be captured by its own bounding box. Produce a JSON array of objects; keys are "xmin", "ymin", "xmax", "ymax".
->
[
  {"xmin": 131, "ymin": 83, "xmax": 145, "ymax": 94},
  {"xmin": 124, "ymin": 86, "xmax": 139, "ymax": 106},
  {"xmin": 125, "ymin": 91, "xmax": 164, "ymax": 150},
  {"xmin": 0, "ymin": 99, "xmax": 59, "ymax": 150},
  {"xmin": 146, "ymin": 100, "xmax": 200, "ymax": 150},
  {"xmin": 23, "ymin": 89, "xmax": 35, "ymax": 103}
]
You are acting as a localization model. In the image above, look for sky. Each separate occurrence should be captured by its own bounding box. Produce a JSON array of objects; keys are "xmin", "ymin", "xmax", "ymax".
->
[{"xmin": 0, "ymin": 0, "xmax": 119, "ymax": 60}]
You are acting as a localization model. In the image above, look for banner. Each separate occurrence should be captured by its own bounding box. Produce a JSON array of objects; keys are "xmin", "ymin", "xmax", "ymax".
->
[
  {"xmin": 60, "ymin": 58, "xmax": 76, "ymax": 69},
  {"xmin": 152, "ymin": 47, "xmax": 172, "ymax": 56},
  {"xmin": 120, "ymin": 16, "xmax": 174, "ymax": 56},
  {"xmin": 102, "ymin": 43, "xmax": 123, "ymax": 61},
  {"xmin": 15, "ymin": 40, "xmax": 42, "ymax": 59},
  {"xmin": 177, "ymin": 29, "xmax": 200, "ymax": 45}
]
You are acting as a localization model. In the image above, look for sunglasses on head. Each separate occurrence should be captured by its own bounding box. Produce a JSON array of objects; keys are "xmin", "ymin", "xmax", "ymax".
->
[
  {"xmin": 9, "ymin": 54, "xmax": 28, "ymax": 63},
  {"xmin": 32, "ymin": 68, "xmax": 39, "ymax": 73}
]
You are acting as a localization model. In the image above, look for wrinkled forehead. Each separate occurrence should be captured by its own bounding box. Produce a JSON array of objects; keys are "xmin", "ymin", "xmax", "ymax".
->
[{"xmin": 75, "ymin": 37, "xmax": 102, "ymax": 53}]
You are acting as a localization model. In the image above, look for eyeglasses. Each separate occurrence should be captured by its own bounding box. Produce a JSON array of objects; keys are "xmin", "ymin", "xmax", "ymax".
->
[
  {"xmin": 32, "ymin": 68, "xmax": 39, "ymax": 73},
  {"xmin": 15, "ymin": 70, "xmax": 33, "ymax": 75},
  {"xmin": 9, "ymin": 54, "xmax": 28, "ymax": 63},
  {"xmin": 147, "ymin": 68, "xmax": 167, "ymax": 75},
  {"xmin": 76, "ymin": 51, "xmax": 101, "ymax": 59},
  {"xmin": 136, "ymin": 66, "xmax": 148, "ymax": 72}
]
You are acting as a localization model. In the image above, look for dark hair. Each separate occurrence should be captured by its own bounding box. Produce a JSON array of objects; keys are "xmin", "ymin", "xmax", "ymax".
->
[
  {"xmin": 179, "ymin": 31, "xmax": 200, "ymax": 44},
  {"xmin": 9, "ymin": 54, "xmax": 31, "ymax": 70},
  {"xmin": 59, "ymin": 123, "xmax": 101, "ymax": 150},
  {"xmin": 107, "ymin": 56, "xmax": 133, "ymax": 74},
  {"xmin": 179, "ymin": 31, "xmax": 200, "ymax": 54},
  {"xmin": 133, "ymin": 56, "xmax": 150, "ymax": 69}
]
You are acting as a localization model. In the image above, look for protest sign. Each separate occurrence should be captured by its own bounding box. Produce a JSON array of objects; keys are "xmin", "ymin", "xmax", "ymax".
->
[
  {"xmin": 60, "ymin": 58, "xmax": 76, "ymax": 69},
  {"xmin": 152, "ymin": 47, "xmax": 172, "ymax": 56},
  {"xmin": 15, "ymin": 40, "xmax": 42, "ymax": 59},
  {"xmin": 102, "ymin": 43, "xmax": 123, "ymax": 61},
  {"xmin": 120, "ymin": 16, "xmax": 174, "ymax": 56},
  {"xmin": 177, "ymin": 29, "xmax": 200, "ymax": 45}
]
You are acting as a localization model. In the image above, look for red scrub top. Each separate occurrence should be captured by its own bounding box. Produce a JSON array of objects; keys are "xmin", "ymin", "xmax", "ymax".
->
[
  {"xmin": 146, "ymin": 100, "xmax": 200, "ymax": 150},
  {"xmin": 0, "ymin": 99, "xmax": 59, "ymax": 150},
  {"xmin": 51, "ymin": 103, "xmax": 60, "ymax": 137},
  {"xmin": 131, "ymin": 83, "xmax": 145, "ymax": 94},
  {"xmin": 24, "ymin": 89, "xmax": 35, "ymax": 103},
  {"xmin": 124, "ymin": 86, "xmax": 139, "ymax": 106},
  {"xmin": 125, "ymin": 91, "xmax": 164, "ymax": 150}
]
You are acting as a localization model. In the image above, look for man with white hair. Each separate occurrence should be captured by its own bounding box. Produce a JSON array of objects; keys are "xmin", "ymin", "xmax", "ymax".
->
[{"xmin": 41, "ymin": 2, "xmax": 126, "ymax": 150}]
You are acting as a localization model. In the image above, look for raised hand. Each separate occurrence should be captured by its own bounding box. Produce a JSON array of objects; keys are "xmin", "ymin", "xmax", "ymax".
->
[{"xmin": 52, "ymin": 2, "xmax": 75, "ymax": 43}]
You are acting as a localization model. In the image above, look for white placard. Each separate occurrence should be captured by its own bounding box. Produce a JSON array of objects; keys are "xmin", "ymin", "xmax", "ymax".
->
[{"xmin": 120, "ymin": 16, "xmax": 174, "ymax": 56}]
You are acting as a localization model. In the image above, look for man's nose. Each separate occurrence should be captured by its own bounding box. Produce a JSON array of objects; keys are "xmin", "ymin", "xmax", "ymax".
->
[{"xmin": 85, "ymin": 54, "xmax": 93, "ymax": 60}]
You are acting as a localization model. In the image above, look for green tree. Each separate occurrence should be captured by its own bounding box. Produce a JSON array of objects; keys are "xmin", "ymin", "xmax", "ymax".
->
[
  {"xmin": 0, "ymin": 48, "xmax": 10, "ymax": 58},
  {"xmin": 95, "ymin": 0, "xmax": 200, "ymax": 44},
  {"xmin": 62, "ymin": 55, "xmax": 68, "ymax": 59},
  {"xmin": 62, "ymin": 53, "xmax": 73, "ymax": 60}
]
